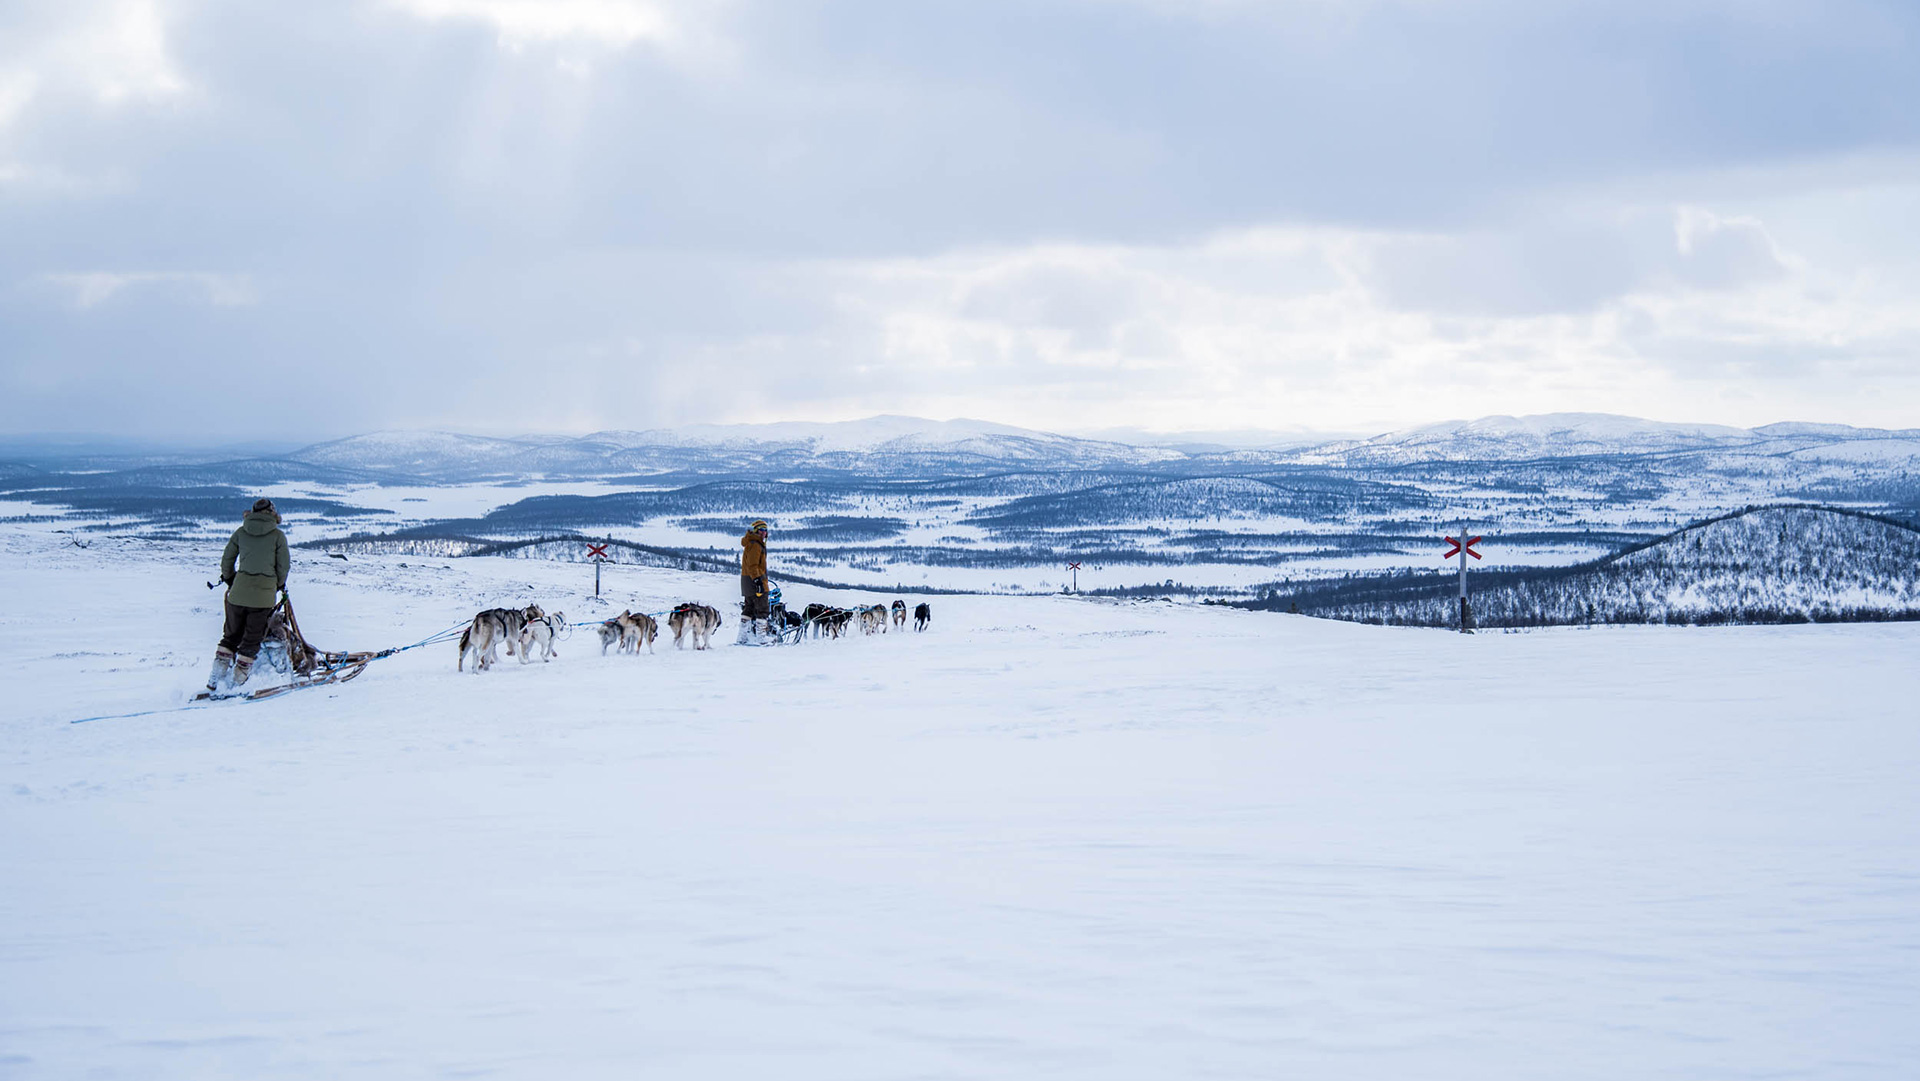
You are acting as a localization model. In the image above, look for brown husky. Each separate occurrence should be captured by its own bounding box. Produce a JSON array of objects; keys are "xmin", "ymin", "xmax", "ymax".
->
[{"xmin": 668, "ymin": 603, "xmax": 722, "ymax": 650}]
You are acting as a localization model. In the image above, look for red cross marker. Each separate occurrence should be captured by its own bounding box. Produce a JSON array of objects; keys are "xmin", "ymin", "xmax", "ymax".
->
[
  {"xmin": 1066, "ymin": 561, "xmax": 1082, "ymax": 571},
  {"xmin": 1441, "ymin": 535, "xmax": 1483, "ymax": 560},
  {"xmin": 585, "ymin": 543, "xmax": 609, "ymax": 561}
]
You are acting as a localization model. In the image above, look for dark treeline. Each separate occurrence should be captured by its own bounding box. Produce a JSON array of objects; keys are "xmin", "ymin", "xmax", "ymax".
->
[{"xmin": 969, "ymin": 475, "xmax": 1430, "ymax": 528}]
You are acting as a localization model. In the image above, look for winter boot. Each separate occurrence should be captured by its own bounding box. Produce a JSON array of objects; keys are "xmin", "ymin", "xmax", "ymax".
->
[
  {"xmin": 231, "ymin": 652, "xmax": 257, "ymax": 688},
  {"xmin": 735, "ymin": 616, "xmax": 755, "ymax": 646},
  {"xmin": 206, "ymin": 647, "xmax": 235, "ymax": 691},
  {"xmin": 753, "ymin": 618, "xmax": 774, "ymax": 645}
]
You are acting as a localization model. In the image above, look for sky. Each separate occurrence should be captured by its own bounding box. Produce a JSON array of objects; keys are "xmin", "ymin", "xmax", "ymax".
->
[{"xmin": 3, "ymin": 0, "xmax": 1919, "ymax": 441}]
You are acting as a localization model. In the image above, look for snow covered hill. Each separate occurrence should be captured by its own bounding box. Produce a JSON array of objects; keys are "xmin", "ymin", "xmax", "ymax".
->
[
  {"xmin": 4, "ymin": 528, "xmax": 1919, "ymax": 1079},
  {"xmin": 1280, "ymin": 506, "xmax": 1920, "ymax": 627}
]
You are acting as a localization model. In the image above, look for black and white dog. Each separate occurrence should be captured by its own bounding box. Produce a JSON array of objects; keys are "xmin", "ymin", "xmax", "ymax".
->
[{"xmin": 913, "ymin": 602, "xmax": 931, "ymax": 632}]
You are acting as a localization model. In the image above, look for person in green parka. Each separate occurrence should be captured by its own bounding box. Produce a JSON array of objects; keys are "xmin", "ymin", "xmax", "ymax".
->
[{"xmin": 208, "ymin": 498, "xmax": 290, "ymax": 690}]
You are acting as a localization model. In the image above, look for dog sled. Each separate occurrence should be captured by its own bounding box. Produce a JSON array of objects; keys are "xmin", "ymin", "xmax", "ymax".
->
[{"xmin": 193, "ymin": 593, "xmax": 425, "ymax": 702}]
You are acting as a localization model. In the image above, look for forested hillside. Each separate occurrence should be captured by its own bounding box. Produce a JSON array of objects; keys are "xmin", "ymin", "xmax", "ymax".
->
[{"xmin": 1259, "ymin": 507, "xmax": 1920, "ymax": 627}]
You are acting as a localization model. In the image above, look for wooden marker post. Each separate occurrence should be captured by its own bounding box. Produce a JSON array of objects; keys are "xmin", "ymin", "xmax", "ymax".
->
[
  {"xmin": 586, "ymin": 542, "xmax": 611, "ymax": 597},
  {"xmin": 1441, "ymin": 526, "xmax": 1483, "ymax": 633},
  {"xmin": 1066, "ymin": 561, "xmax": 1081, "ymax": 593}
]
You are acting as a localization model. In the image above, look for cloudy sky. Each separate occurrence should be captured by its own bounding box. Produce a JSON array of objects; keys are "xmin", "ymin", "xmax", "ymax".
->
[{"xmin": 4, "ymin": 0, "xmax": 1919, "ymax": 440}]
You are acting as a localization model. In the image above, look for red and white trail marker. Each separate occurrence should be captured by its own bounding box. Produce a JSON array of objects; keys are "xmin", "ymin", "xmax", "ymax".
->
[
  {"xmin": 1442, "ymin": 526, "xmax": 1485, "ymax": 632},
  {"xmin": 586, "ymin": 542, "xmax": 611, "ymax": 595}
]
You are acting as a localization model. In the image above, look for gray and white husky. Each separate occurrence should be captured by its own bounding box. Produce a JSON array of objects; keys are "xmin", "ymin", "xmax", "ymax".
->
[
  {"xmin": 458, "ymin": 604, "xmax": 543, "ymax": 672},
  {"xmin": 598, "ymin": 610, "xmax": 657, "ymax": 655}
]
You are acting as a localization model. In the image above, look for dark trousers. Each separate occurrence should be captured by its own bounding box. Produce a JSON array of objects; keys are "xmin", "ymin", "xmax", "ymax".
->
[
  {"xmin": 219, "ymin": 599, "xmax": 274, "ymax": 659},
  {"xmin": 741, "ymin": 574, "xmax": 768, "ymax": 619}
]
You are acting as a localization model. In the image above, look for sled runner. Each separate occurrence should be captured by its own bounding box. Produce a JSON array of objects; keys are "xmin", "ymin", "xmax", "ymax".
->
[{"xmin": 192, "ymin": 654, "xmax": 375, "ymax": 703}]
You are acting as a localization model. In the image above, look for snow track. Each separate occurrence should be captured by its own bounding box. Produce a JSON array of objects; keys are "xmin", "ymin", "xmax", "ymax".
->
[{"xmin": 3, "ymin": 533, "xmax": 1918, "ymax": 1079}]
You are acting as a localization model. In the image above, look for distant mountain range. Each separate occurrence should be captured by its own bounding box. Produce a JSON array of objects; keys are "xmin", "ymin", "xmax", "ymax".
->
[
  {"xmin": 288, "ymin": 416, "xmax": 1183, "ymax": 479},
  {"xmin": 1289, "ymin": 413, "xmax": 1920, "ymax": 466},
  {"xmin": 283, "ymin": 412, "xmax": 1920, "ymax": 481}
]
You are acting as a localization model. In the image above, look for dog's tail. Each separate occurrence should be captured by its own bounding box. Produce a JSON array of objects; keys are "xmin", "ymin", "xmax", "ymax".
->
[{"xmin": 457, "ymin": 624, "xmax": 471, "ymax": 671}]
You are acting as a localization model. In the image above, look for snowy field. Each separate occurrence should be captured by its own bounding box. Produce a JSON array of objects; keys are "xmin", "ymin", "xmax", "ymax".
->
[{"xmin": 4, "ymin": 530, "xmax": 1919, "ymax": 1079}]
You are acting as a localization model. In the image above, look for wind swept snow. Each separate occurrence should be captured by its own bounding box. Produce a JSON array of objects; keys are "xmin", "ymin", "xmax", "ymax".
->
[{"xmin": 2, "ymin": 533, "xmax": 1918, "ymax": 1079}]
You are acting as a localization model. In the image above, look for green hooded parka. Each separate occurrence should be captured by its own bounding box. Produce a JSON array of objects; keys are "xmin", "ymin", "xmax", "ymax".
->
[{"xmin": 221, "ymin": 509, "xmax": 289, "ymax": 608}]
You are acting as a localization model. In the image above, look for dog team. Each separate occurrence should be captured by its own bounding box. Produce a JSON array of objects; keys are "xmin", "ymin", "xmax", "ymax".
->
[
  {"xmin": 458, "ymin": 594, "xmax": 931, "ymax": 670},
  {"xmin": 204, "ymin": 504, "xmax": 934, "ymax": 683}
]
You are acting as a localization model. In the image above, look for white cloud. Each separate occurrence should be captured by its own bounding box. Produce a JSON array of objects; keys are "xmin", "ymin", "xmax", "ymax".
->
[
  {"xmin": 732, "ymin": 205, "xmax": 1920, "ymax": 431},
  {"xmin": 0, "ymin": 70, "xmax": 35, "ymax": 128},
  {"xmin": 1671, "ymin": 206, "xmax": 1792, "ymax": 288},
  {"xmin": 79, "ymin": 0, "xmax": 186, "ymax": 103},
  {"xmin": 39, "ymin": 271, "xmax": 257, "ymax": 308},
  {"xmin": 0, "ymin": 0, "xmax": 187, "ymax": 111},
  {"xmin": 0, "ymin": 0, "xmax": 189, "ymax": 187},
  {"xmin": 384, "ymin": 0, "xmax": 696, "ymax": 49}
]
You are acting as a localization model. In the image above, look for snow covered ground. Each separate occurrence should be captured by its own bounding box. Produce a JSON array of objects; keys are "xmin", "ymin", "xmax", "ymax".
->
[{"xmin": 4, "ymin": 528, "xmax": 1918, "ymax": 1079}]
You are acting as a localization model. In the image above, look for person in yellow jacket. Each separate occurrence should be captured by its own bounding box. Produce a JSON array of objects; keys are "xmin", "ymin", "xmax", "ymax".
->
[{"xmin": 738, "ymin": 519, "xmax": 772, "ymax": 645}]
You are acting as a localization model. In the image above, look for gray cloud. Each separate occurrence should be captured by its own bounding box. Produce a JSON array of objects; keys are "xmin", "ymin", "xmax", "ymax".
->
[
  {"xmin": 1365, "ymin": 207, "xmax": 1792, "ymax": 316},
  {"xmin": 2, "ymin": 0, "xmax": 1919, "ymax": 438}
]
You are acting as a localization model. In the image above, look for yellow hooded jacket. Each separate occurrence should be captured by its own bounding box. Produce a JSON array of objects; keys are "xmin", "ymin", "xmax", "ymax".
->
[{"xmin": 740, "ymin": 531, "xmax": 767, "ymax": 578}]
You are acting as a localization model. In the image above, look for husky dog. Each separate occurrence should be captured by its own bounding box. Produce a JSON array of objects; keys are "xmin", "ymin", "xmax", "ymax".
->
[
  {"xmin": 598, "ymin": 610, "xmax": 658, "ymax": 655},
  {"xmin": 624, "ymin": 611, "xmax": 658, "ymax": 654},
  {"xmin": 892, "ymin": 599, "xmax": 907, "ymax": 629},
  {"xmin": 914, "ymin": 602, "xmax": 931, "ymax": 632},
  {"xmin": 458, "ymin": 604, "xmax": 543, "ymax": 672},
  {"xmin": 669, "ymin": 602, "xmax": 723, "ymax": 650},
  {"xmin": 811, "ymin": 607, "xmax": 846, "ymax": 639},
  {"xmin": 597, "ymin": 617, "xmax": 624, "ymax": 655},
  {"xmin": 519, "ymin": 610, "xmax": 566, "ymax": 663},
  {"xmin": 802, "ymin": 602, "xmax": 833, "ymax": 638},
  {"xmin": 858, "ymin": 606, "xmax": 886, "ymax": 635}
]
